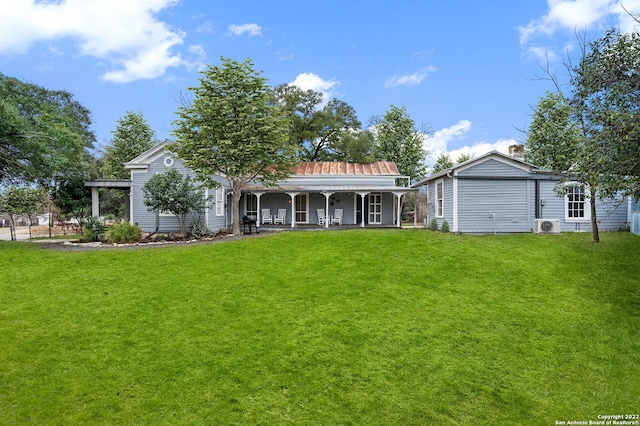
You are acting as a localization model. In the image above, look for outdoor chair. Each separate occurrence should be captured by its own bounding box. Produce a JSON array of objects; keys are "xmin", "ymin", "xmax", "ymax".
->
[
  {"xmin": 261, "ymin": 209, "xmax": 273, "ymax": 224},
  {"xmin": 274, "ymin": 209, "xmax": 287, "ymax": 225},
  {"xmin": 317, "ymin": 208, "xmax": 326, "ymax": 225},
  {"xmin": 331, "ymin": 209, "xmax": 343, "ymax": 225}
]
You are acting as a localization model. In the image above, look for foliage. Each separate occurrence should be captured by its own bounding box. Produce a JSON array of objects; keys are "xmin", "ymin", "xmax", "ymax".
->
[
  {"xmin": 429, "ymin": 217, "xmax": 439, "ymax": 231},
  {"xmin": 106, "ymin": 221, "xmax": 142, "ymax": 244},
  {"xmin": 432, "ymin": 153, "xmax": 454, "ymax": 174},
  {"xmin": 272, "ymin": 84, "xmax": 361, "ymax": 161},
  {"xmin": 101, "ymin": 111, "xmax": 156, "ymax": 180},
  {"xmin": 327, "ymin": 129, "xmax": 376, "ymax": 163},
  {"xmin": 141, "ymin": 168, "xmax": 205, "ymax": 237},
  {"xmin": 173, "ymin": 57, "xmax": 297, "ymax": 235},
  {"xmin": 1, "ymin": 231, "xmax": 638, "ymax": 424},
  {"xmin": 0, "ymin": 73, "xmax": 95, "ymax": 185},
  {"xmin": 0, "ymin": 186, "xmax": 48, "ymax": 241},
  {"xmin": 441, "ymin": 220, "xmax": 450, "ymax": 233},
  {"xmin": 81, "ymin": 216, "xmax": 107, "ymax": 242},
  {"xmin": 187, "ymin": 215, "xmax": 212, "ymax": 239},
  {"xmin": 456, "ymin": 153, "xmax": 472, "ymax": 164},
  {"xmin": 525, "ymin": 91, "xmax": 581, "ymax": 173},
  {"xmin": 54, "ymin": 175, "xmax": 93, "ymax": 223},
  {"xmin": 373, "ymin": 105, "xmax": 427, "ymax": 182}
]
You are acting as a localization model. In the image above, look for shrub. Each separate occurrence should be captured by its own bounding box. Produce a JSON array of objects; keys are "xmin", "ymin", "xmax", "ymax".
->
[
  {"xmin": 107, "ymin": 222, "xmax": 142, "ymax": 244},
  {"xmin": 429, "ymin": 218, "xmax": 439, "ymax": 231},
  {"xmin": 82, "ymin": 216, "xmax": 107, "ymax": 242},
  {"xmin": 188, "ymin": 216, "xmax": 212, "ymax": 239},
  {"xmin": 442, "ymin": 220, "xmax": 450, "ymax": 233}
]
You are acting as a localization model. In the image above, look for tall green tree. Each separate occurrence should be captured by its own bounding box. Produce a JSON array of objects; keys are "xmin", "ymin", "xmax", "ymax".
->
[
  {"xmin": 173, "ymin": 57, "xmax": 297, "ymax": 235},
  {"xmin": 431, "ymin": 153, "xmax": 454, "ymax": 174},
  {"xmin": 102, "ymin": 111, "xmax": 156, "ymax": 180},
  {"xmin": 328, "ymin": 130, "xmax": 376, "ymax": 163},
  {"xmin": 525, "ymin": 91, "xmax": 582, "ymax": 173},
  {"xmin": 272, "ymin": 84, "xmax": 361, "ymax": 161},
  {"xmin": 0, "ymin": 73, "xmax": 96, "ymax": 185},
  {"xmin": 373, "ymin": 105, "xmax": 427, "ymax": 182},
  {"xmin": 141, "ymin": 168, "xmax": 205, "ymax": 237}
]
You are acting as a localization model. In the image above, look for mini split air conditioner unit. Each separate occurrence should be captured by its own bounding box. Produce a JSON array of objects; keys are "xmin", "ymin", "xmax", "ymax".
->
[{"xmin": 535, "ymin": 219, "xmax": 561, "ymax": 234}]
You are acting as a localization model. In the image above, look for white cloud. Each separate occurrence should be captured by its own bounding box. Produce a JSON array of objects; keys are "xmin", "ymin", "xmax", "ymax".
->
[
  {"xmin": 228, "ymin": 23, "xmax": 263, "ymax": 36},
  {"xmin": 289, "ymin": 72, "xmax": 339, "ymax": 104},
  {"xmin": 519, "ymin": 0, "xmax": 640, "ymax": 46},
  {"xmin": 0, "ymin": 0, "xmax": 188, "ymax": 83},
  {"xmin": 424, "ymin": 120, "xmax": 472, "ymax": 155},
  {"xmin": 385, "ymin": 66, "xmax": 436, "ymax": 88}
]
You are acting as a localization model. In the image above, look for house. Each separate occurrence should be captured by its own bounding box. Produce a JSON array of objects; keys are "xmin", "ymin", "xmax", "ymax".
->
[
  {"xmin": 112, "ymin": 141, "xmax": 414, "ymax": 234},
  {"xmin": 413, "ymin": 148, "xmax": 637, "ymax": 234}
]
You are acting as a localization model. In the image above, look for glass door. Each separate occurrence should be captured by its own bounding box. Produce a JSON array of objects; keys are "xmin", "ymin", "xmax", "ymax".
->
[
  {"xmin": 368, "ymin": 192, "xmax": 382, "ymax": 224},
  {"xmin": 295, "ymin": 194, "xmax": 308, "ymax": 223}
]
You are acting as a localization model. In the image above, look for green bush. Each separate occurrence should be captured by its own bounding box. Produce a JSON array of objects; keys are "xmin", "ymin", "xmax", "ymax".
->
[
  {"xmin": 441, "ymin": 220, "xmax": 450, "ymax": 233},
  {"xmin": 188, "ymin": 216, "xmax": 211, "ymax": 239},
  {"xmin": 429, "ymin": 218, "xmax": 439, "ymax": 231},
  {"xmin": 82, "ymin": 216, "xmax": 107, "ymax": 242},
  {"xmin": 107, "ymin": 222, "xmax": 142, "ymax": 244}
]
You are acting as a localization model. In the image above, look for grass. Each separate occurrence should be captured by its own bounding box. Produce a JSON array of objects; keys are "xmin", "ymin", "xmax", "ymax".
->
[{"xmin": 0, "ymin": 230, "xmax": 638, "ymax": 425}]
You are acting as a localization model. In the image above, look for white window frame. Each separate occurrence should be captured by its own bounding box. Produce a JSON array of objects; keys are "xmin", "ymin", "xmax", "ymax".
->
[
  {"xmin": 564, "ymin": 183, "xmax": 590, "ymax": 222},
  {"xmin": 435, "ymin": 179, "xmax": 444, "ymax": 218},
  {"xmin": 215, "ymin": 188, "xmax": 225, "ymax": 216},
  {"xmin": 245, "ymin": 194, "xmax": 258, "ymax": 217}
]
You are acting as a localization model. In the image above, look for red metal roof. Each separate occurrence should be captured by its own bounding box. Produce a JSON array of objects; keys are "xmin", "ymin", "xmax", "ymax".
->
[{"xmin": 292, "ymin": 161, "xmax": 400, "ymax": 176}]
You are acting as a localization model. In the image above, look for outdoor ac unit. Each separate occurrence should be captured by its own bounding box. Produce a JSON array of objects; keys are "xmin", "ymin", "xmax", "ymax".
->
[{"xmin": 535, "ymin": 219, "xmax": 561, "ymax": 234}]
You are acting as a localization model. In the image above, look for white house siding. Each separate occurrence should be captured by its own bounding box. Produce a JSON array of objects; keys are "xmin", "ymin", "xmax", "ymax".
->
[{"xmin": 457, "ymin": 179, "xmax": 533, "ymax": 233}]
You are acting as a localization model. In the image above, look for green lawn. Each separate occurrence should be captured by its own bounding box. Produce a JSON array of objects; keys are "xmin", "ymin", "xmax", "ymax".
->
[{"xmin": 1, "ymin": 230, "xmax": 638, "ymax": 425}]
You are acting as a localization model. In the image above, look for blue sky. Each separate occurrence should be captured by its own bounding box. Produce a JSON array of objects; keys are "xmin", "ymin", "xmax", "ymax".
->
[{"xmin": 1, "ymin": 0, "xmax": 639, "ymax": 170}]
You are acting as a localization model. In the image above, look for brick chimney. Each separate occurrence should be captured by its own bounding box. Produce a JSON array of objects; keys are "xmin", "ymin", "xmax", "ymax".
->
[{"xmin": 509, "ymin": 144, "xmax": 524, "ymax": 159}]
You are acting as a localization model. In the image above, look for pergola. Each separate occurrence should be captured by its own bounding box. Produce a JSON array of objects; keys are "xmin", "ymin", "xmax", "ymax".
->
[{"xmin": 84, "ymin": 180, "xmax": 132, "ymax": 220}]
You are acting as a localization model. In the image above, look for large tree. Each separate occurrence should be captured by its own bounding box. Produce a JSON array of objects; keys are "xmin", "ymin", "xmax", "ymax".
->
[
  {"xmin": 272, "ymin": 84, "xmax": 361, "ymax": 161},
  {"xmin": 525, "ymin": 91, "xmax": 582, "ymax": 173},
  {"xmin": 0, "ymin": 186, "xmax": 48, "ymax": 241},
  {"xmin": 173, "ymin": 57, "xmax": 297, "ymax": 235},
  {"xmin": 372, "ymin": 105, "xmax": 428, "ymax": 182},
  {"xmin": 0, "ymin": 73, "xmax": 95, "ymax": 185},
  {"xmin": 101, "ymin": 110, "xmax": 156, "ymax": 180}
]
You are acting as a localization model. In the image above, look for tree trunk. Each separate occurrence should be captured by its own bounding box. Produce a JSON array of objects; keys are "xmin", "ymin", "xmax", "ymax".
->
[
  {"xmin": 590, "ymin": 197, "xmax": 599, "ymax": 243},
  {"xmin": 8, "ymin": 215, "xmax": 16, "ymax": 241},
  {"xmin": 231, "ymin": 180, "xmax": 242, "ymax": 236}
]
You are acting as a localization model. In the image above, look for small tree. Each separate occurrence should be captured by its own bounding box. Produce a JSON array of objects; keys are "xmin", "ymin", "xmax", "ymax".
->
[
  {"xmin": 141, "ymin": 168, "xmax": 206, "ymax": 236},
  {"xmin": 102, "ymin": 111, "xmax": 156, "ymax": 180},
  {"xmin": 0, "ymin": 186, "xmax": 48, "ymax": 241}
]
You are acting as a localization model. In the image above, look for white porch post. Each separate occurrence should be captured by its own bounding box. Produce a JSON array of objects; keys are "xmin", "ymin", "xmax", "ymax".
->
[
  {"xmin": 91, "ymin": 187, "xmax": 99, "ymax": 217},
  {"xmin": 357, "ymin": 192, "xmax": 369, "ymax": 228},
  {"xmin": 322, "ymin": 192, "xmax": 333, "ymax": 228},
  {"xmin": 393, "ymin": 192, "xmax": 403, "ymax": 228},
  {"xmin": 254, "ymin": 192, "xmax": 264, "ymax": 228},
  {"xmin": 287, "ymin": 192, "xmax": 297, "ymax": 228}
]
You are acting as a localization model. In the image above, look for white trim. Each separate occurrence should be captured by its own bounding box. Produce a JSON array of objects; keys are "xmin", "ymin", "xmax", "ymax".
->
[
  {"xmin": 564, "ymin": 183, "xmax": 591, "ymax": 222},
  {"xmin": 435, "ymin": 179, "xmax": 444, "ymax": 218},
  {"xmin": 163, "ymin": 156, "xmax": 174, "ymax": 167},
  {"xmin": 215, "ymin": 188, "xmax": 225, "ymax": 216},
  {"xmin": 452, "ymin": 176, "xmax": 458, "ymax": 232}
]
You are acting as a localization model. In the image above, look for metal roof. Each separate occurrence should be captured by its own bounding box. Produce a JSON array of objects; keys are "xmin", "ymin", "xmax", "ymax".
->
[{"xmin": 292, "ymin": 161, "xmax": 400, "ymax": 176}]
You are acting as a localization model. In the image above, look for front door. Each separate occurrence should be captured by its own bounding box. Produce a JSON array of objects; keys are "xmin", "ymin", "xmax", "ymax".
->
[
  {"xmin": 368, "ymin": 192, "xmax": 382, "ymax": 224},
  {"xmin": 295, "ymin": 194, "xmax": 308, "ymax": 223}
]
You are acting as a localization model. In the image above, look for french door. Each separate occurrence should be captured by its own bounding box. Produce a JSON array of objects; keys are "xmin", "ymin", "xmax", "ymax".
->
[
  {"xmin": 368, "ymin": 192, "xmax": 382, "ymax": 224},
  {"xmin": 295, "ymin": 194, "xmax": 308, "ymax": 223}
]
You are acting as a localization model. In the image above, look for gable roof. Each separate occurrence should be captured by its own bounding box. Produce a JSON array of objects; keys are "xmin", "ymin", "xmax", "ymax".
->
[
  {"xmin": 412, "ymin": 150, "xmax": 539, "ymax": 187},
  {"xmin": 124, "ymin": 140, "xmax": 173, "ymax": 170}
]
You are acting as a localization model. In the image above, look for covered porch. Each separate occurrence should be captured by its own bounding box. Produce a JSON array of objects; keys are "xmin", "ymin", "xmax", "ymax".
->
[{"xmin": 238, "ymin": 185, "xmax": 415, "ymax": 229}]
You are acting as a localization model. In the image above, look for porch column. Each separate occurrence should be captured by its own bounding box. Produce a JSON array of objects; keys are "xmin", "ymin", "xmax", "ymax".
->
[
  {"xmin": 254, "ymin": 192, "xmax": 264, "ymax": 228},
  {"xmin": 322, "ymin": 192, "xmax": 333, "ymax": 228},
  {"xmin": 393, "ymin": 192, "xmax": 404, "ymax": 228},
  {"xmin": 287, "ymin": 192, "xmax": 298, "ymax": 228},
  {"xmin": 357, "ymin": 192, "xmax": 369, "ymax": 228},
  {"xmin": 91, "ymin": 187, "xmax": 100, "ymax": 217}
]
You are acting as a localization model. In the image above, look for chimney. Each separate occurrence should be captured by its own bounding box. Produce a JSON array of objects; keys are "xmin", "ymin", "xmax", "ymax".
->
[{"xmin": 509, "ymin": 144, "xmax": 524, "ymax": 159}]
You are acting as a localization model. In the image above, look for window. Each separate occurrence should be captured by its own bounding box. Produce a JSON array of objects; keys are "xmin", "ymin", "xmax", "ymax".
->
[
  {"xmin": 215, "ymin": 188, "xmax": 224, "ymax": 216},
  {"xmin": 435, "ymin": 179, "xmax": 444, "ymax": 218},
  {"xmin": 565, "ymin": 184, "xmax": 590, "ymax": 222}
]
